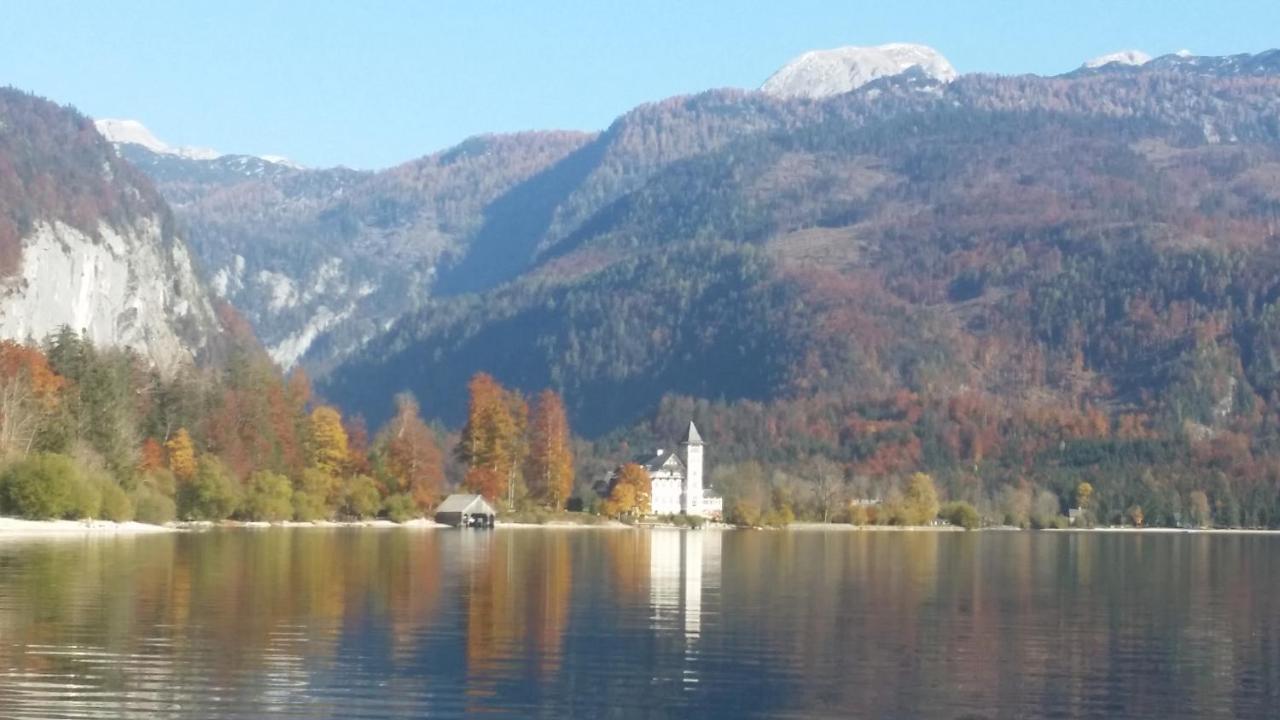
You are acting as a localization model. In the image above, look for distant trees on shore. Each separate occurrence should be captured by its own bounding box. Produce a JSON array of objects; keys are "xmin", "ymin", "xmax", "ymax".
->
[
  {"xmin": 0, "ymin": 332, "xmax": 590, "ymax": 524},
  {"xmin": 3, "ymin": 327, "xmax": 1276, "ymax": 531},
  {"xmin": 457, "ymin": 373, "xmax": 575, "ymax": 509},
  {"xmin": 0, "ymin": 330, "xmax": 452, "ymax": 523}
]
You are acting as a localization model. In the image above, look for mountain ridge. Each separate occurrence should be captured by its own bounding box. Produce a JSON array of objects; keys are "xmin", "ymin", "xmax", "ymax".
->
[{"xmin": 761, "ymin": 43, "xmax": 957, "ymax": 99}]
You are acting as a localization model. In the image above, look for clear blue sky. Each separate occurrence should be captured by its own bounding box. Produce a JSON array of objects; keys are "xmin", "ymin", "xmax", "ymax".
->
[{"xmin": 2, "ymin": 1, "xmax": 1276, "ymax": 169}]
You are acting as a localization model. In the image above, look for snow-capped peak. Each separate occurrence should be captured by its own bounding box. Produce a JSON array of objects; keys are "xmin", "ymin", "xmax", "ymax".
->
[
  {"xmin": 258, "ymin": 154, "xmax": 304, "ymax": 169},
  {"xmin": 94, "ymin": 118, "xmax": 221, "ymax": 160},
  {"xmin": 1083, "ymin": 50, "xmax": 1152, "ymax": 69},
  {"xmin": 761, "ymin": 43, "xmax": 957, "ymax": 100},
  {"xmin": 94, "ymin": 118, "xmax": 302, "ymax": 168}
]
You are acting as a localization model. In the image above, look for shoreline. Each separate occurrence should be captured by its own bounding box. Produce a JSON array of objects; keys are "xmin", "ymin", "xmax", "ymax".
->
[
  {"xmin": 786, "ymin": 522, "xmax": 965, "ymax": 532},
  {"xmin": 0, "ymin": 517, "xmax": 177, "ymax": 538},
  {"xmin": 6, "ymin": 516, "xmax": 1280, "ymax": 539},
  {"xmin": 176, "ymin": 518, "xmax": 446, "ymax": 530}
]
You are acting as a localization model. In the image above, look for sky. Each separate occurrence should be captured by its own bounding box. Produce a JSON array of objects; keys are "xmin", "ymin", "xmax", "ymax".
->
[{"xmin": 2, "ymin": 0, "xmax": 1277, "ymax": 170}]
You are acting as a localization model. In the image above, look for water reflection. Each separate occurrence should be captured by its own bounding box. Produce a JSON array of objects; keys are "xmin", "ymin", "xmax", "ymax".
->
[{"xmin": 0, "ymin": 530, "xmax": 1277, "ymax": 718}]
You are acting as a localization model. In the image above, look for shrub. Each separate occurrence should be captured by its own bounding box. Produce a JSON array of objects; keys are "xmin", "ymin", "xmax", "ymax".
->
[
  {"xmin": 939, "ymin": 501, "xmax": 980, "ymax": 530},
  {"xmin": 242, "ymin": 471, "xmax": 294, "ymax": 521},
  {"xmin": 178, "ymin": 457, "xmax": 241, "ymax": 520},
  {"xmin": 98, "ymin": 480, "xmax": 133, "ymax": 522},
  {"xmin": 130, "ymin": 485, "xmax": 176, "ymax": 525},
  {"xmin": 141, "ymin": 469, "xmax": 176, "ymax": 498},
  {"xmin": 291, "ymin": 490, "xmax": 329, "ymax": 522},
  {"xmin": 291, "ymin": 468, "xmax": 337, "ymax": 521},
  {"xmin": 727, "ymin": 498, "xmax": 762, "ymax": 527},
  {"xmin": 676, "ymin": 514, "xmax": 705, "ymax": 529},
  {"xmin": 0, "ymin": 453, "xmax": 79, "ymax": 519},
  {"xmin": 383, "ymin": 493, "xmax": 418, "ymax": 523},
  {"xmin": 761, "ymin": 505, "xmax": 794, "ymax": 528},
  {"xmin": 847, "ymin": 504, "xmax": 875, "ymax": 526},
  {"xmin": 69, "ymin": 471, "xmax": 104, "ymax": 519},
  {"xmin": 1032, "ymin": 513, "xmax": 1070, "ymax": 530},
  {"xmin": 344, "ymin": 475, "xmax": 382, "ymax": 519}
]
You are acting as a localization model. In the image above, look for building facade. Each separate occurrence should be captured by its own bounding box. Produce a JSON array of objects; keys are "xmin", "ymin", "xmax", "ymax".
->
[{"xmin": 637, "ymin": 422, "xmax": 722, "ymax": 518}]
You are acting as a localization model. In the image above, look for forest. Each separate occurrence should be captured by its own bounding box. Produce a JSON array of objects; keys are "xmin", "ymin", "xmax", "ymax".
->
[{"xmin": 0, "ymin": 330, "xmax": 576, "ymax": 525}]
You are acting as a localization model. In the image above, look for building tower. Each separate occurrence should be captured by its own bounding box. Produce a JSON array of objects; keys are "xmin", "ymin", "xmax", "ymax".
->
[{"xmin": 682, "ymin": 421, "xmax": 704, "ymax": 516}]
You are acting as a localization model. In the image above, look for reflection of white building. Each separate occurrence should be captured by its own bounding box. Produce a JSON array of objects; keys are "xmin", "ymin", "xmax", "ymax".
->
[
  {"xmin": 649, "ymin": 529, "xmax": 722, "ymax": 640},
  {"xmin": 638, "ymin": 422, "xmax": 722, "ymax": 518}
]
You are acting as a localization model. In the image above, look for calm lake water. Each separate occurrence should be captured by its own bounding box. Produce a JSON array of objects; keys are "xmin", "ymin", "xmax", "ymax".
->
[{"xmin": 0, "ymin": 528, "xmax": 1277, "ymax": 719}]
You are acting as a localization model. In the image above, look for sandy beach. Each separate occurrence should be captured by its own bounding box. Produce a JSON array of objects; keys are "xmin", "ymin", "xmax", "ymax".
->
[{"xmin": 0, "ymin": 517, "xmax": 176, "ymax": 538}]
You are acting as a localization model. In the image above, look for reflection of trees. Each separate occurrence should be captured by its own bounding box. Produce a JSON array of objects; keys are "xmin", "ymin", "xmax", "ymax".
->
[
  {"xmin": 0, "ymin": 529, "xmax": 446, "ymax": 708},
  {"xmin": 2, "ymin": 531, "xmax": 1280, "ymax": 716},
  {"xmin": 465, "ymin": 530, "xmax": 575, "ymax": 702},
  {"xmin": 708, "ymin": 531, "xmax": 1280, "ymax": 718}
]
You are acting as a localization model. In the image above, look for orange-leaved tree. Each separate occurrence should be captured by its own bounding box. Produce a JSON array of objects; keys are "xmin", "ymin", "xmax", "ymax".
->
[
  {"xmin": 603, "ymin": 463, "xmax": 650, "ymax": 518},
  {"xmin": 377, "ymin": 393, "xmax": 443, "ymax": 511},
  {"xmin": 526, "ymin": 389, "xmax": 574, "ymax": 509},
  {"xmin": 0, "ymin": 340, "xmax": 65, "ymax": 455},
  {"xmin": 457, "ymin": 373, "xmax": 523, "ymax": 503}
]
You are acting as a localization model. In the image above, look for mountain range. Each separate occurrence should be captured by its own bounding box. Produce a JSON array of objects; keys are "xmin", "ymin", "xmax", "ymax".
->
[{"xmin": 10, "ymin": 44, "xmax": 1280, "ymax": 446}]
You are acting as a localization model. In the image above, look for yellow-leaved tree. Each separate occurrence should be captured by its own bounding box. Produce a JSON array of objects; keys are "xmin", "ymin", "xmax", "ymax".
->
[
  {"xmin": 165, "ymin": 428, "xmax": 197, "ymax": 482},
  {"xmin": 308, "ymin": 405, "xmax": 349, "ymax": 476},
  {"xmin": 900, "ymin": 472, "xmax": 940, "ymax": 525}
]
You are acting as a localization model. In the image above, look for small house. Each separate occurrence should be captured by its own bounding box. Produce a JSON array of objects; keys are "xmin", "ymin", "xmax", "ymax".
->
[{"xmin": 435, "ymin": 494, "xmax": 497, "ymax": 528}]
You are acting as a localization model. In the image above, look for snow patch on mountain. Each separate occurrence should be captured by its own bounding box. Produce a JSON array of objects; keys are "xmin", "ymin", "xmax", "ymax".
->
[
  {"xmin": 259, "ymin": 154, "xmax": 304, "ymax": 169},
  {"xmin": 1083, "ymin": 50, "xmax": 1152, "ymax": 69},
  {"xmin": 95, "ymin": 118, "xmax": 300, "ymax": 167},
  {"xmin": 94, "ymin": 119, "xmax": 221, "ymax": 160},
  {"xmin": 761, "ymin": 43, "xmax": 957, "ymax": 99}
]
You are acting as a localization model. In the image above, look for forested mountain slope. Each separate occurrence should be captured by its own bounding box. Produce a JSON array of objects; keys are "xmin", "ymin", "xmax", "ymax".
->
[
  {"xmin": 314, "ymin": 51, "xmax": 1280, "ymax": 524},
  {"xmin": 116, "ymin": 131, "xmax": 596, "ymax": 368}
]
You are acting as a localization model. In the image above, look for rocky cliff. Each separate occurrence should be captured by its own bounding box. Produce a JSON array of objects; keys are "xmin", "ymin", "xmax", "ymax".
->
[{"xmin": 0, "ymin": 88, "xmax": 224, "ymax": 371}]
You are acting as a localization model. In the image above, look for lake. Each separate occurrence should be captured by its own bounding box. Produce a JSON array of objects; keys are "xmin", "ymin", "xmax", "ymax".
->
[{"xmin": 0, "ymin": 528, "xmax": 1277, "ymax": 719}]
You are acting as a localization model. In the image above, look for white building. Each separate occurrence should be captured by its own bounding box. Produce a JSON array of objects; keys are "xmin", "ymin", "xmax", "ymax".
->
[{"xmin": 635, "ymin": 422, "xmax": 722, "ymax": 518}]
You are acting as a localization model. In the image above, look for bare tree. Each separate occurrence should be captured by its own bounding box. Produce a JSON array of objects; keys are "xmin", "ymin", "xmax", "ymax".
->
[{"xmin": 808, "ymin": 457, "xmax": 847, "ymax": 523}]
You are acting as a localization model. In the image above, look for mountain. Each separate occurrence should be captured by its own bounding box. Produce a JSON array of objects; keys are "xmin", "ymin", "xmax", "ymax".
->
[
  {"xmin": 0, "ymin": 90, "xmax": 225, "ymax": 370},
  {"xmin": 760, "ymin": 43, "xmax": 957, "ymax": 99},
  {"xmin": 94, "ymin": 118, "xmax": 222, "ymax": 160},
  {"xmin": 318, "ymin": 50, "xmax": 1280, "ymax": 447},
  {"xmin": 105, "ymin": 130, "xmax": 597, "ymax": 368},
  {"xmin": 95, "ymin": 118, "xmax": 301, "ymax": 167},
  {"xmin": 60, "ymin": 46, "xmax": 1280, "ymax": 525},
  {"xmin": 93, "ymin": 48, "xmax": 1280, "ymax": 452},
  {"xmin": 1083, "ymin": 50, "xmax": 1152, "ymax": 69}
]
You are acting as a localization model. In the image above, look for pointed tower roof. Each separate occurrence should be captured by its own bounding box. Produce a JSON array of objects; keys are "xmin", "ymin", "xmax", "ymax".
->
[{"xmin": 683, "ymin": 421, "xmax": 704, "ymax": 446}]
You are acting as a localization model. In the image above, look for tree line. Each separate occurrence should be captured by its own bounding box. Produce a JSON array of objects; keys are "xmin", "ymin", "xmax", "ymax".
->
[{"xmin": 0, "ymin": 330, "xmax": 574, "ymax": 524}]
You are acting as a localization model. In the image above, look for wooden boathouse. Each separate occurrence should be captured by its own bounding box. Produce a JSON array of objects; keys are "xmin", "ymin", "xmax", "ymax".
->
[{"xmin": 434, "ymin": 494, "xmax": 497, "ymax": 528}]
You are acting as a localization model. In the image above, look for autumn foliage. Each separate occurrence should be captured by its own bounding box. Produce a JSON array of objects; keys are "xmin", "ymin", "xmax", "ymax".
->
[
  {"xmin": 0, "ymin": 330, "xmax": 453, "ymax": 524},
  {"xmin": 376, "ymin": 394, "xmax": 444, "ymax": 511},
  {"xmin": 526, "ymin": 390, "xmax": 574, "ymax": 509}
]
